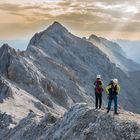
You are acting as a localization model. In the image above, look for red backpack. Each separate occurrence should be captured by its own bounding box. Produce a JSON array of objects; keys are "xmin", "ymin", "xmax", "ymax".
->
[{"xmin": 95, "ymin": 80, "xmax": 103, "ymax": 94}]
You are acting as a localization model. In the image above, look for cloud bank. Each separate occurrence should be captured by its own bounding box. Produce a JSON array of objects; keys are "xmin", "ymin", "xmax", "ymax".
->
[{"xmin": 0, "ymin": 0, "xmax": 139, "ymax": 40}]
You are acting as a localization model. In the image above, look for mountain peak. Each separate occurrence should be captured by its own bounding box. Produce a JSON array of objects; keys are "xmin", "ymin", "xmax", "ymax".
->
[
  {"xmin": 51, "ymin": 21, "xmax": 63, "ymax": 27},
  {"xmin": 1, "ymin": 43, "xmax": 11, "ymax": 49},
  {"xmin": 27, "ymin": 21, "xmax": 69, "ymax": 47},
  {"xmin": 89, "ymin": 34, "xmax": 100, "ymax": 42},
  {"xmin": 46, "ymin": 21, "xmax": 68, "ymax": 33},
  {"xmin": 89, "ymin": 34, "xmax": 98, "ymax": 38},
  {"xmin": 0, "ymin": 43, "xmax": 16, "ymax": 55}
]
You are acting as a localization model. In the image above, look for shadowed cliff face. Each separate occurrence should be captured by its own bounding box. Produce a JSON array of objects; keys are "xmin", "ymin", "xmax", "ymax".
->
[{"xmin": 0, "ymin": 44, "xmax": 17, "ymax": 77}]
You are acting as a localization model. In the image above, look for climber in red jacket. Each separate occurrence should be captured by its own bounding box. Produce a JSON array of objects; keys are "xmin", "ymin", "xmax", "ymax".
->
[{"xmin": 94, "ymin": 75, "xmax": 104, "ymax": 109}]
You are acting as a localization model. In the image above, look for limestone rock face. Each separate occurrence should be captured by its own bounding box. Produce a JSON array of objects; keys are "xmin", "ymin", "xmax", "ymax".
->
[
  {"xmin": 0, "ymin": 22, "xmax": 140, "ymax": 114},
  {"xmin": 1, "ymin": 104, "xmax": 140, "ymax": 140},
  {"xmin": 0, "ymin": 22, "xmax": 140, "ymax": 140},
  {"xmin": 26, "ymin": 22, "xmax": 140, "ymax": 113},
  {"xmin": 88, "ymin": 35, "xmax": 140, "ymax": 72},
  {"xmin": 46, "ymin": 103, "xmax": 140, "ymax": 140}
]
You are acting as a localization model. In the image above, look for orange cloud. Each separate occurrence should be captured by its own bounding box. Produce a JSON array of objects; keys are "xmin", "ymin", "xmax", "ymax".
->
[{"xmin": 0, "ymin": 0, "xmax": 139, "ymax": 40}]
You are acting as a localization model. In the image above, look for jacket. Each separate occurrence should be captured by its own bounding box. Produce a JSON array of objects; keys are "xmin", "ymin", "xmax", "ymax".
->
[
  {"xmin": 106, "ymin": 84, "xmax": 120, "ymax": 95},
  {"xmin": 94, "ymin": 79, "xmax": 104, "ymax": 93}
]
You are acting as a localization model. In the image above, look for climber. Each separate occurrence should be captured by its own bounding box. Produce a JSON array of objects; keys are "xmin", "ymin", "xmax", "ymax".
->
[
  {"xmin": 94, "ymin": 75, "xmax": 104, "ymax": 109},
  {"xmin": 106, "ymin": 79, "xmax": 120, "ymax": 115}
]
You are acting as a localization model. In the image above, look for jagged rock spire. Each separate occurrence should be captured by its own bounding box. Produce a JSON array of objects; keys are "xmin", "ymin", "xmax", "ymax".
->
[{"xmin": 27, "ymin": 21, "xmax": 69, "ymax": 47}]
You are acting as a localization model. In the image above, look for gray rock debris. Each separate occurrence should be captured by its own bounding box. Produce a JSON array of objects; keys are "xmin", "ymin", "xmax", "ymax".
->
[
  {"xmin": 1, "ymin": 111, "xmax": 59, "ymax": 140},
  {"xmin": 46, "ymin": 103, "xmax": 140, "ymax": 140},
  {"xmin": 1, "ymin": 103, "xmax": 139, "ymax": 140}
]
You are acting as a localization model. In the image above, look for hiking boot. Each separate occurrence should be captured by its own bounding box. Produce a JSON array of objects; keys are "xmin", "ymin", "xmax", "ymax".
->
[
  {"xmin": 107, "ymin": 110, "xmax": 109, "ymax": 113},
  {"xmin": 114, "ymin": 112, "xmax": 119, "ymax": 115}
]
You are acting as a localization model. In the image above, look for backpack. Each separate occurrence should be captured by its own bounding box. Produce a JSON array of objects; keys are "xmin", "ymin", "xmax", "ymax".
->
[
  {"xmin": 95, "ymin": 80, "xmax": 103, "ymax": 94},
  {"xmin": 108, "ymin": 84, "xmax": 118, "ymax": 97},
  {"xmin": 111, "ymin": 84, "xmax": 118, "ymax": 95}
]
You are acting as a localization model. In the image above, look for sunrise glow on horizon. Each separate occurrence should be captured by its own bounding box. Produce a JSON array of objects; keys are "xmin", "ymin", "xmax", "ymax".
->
[{"xmin": 0, "ymin": 0, "xmax": 139, "ymax": 40}]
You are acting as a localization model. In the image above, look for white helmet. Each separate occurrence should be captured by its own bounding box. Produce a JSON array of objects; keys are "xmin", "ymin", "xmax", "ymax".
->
[
  {"xmin": 96, "ymin": 75, "xmax": 101, "ymax": 79},
  {"xmin": 113, "ymin": 78, "xmax": 118, "ymax": 84}
]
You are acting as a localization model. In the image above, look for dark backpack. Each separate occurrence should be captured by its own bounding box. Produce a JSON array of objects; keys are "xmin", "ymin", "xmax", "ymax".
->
[
  {"xmin": 108, "ymin": 84, "xmax": 118, "ymax": 97},
  {"xmin": 95, "ymin": 80, "xmax": 103, "ymax": 94}
]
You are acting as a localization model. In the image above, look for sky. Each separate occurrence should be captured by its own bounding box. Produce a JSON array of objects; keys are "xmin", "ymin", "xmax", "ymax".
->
[{"xmin": 0, "ymin": 0, "xmax": 140, "ymax": 40}]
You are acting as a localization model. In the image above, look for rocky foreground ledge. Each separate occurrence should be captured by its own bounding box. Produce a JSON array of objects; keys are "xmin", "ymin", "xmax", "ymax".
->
[{"xmin": 1, "ymin": 103, "xmax": 140, "ymax": 140}]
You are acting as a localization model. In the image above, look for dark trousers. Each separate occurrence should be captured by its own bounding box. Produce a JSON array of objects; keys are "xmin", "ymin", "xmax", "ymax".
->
[
  {"xmin": 107, "ymin": 95, "xmax": 118, "ymax": 112},
  {"xmin": 95, "ymin": 93, "xmax": 102, "ymax": 108}
]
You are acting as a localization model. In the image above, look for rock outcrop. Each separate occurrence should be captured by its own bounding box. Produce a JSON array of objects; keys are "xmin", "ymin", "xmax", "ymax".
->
[
  {"xmin": 1, "ymin": 103, "xmax": 140, "ymax": 140},
  {"xmin": 88, "ymin": 35, "xmax": 140, "ymax": 72},
  {"xmin": 47, "ymin": 104, "xmax": 140, "ymax": 140}
]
